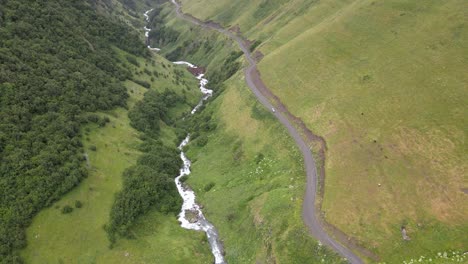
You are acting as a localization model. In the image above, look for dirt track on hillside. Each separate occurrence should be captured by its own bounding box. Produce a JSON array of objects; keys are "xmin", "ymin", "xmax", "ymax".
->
[{"xmin": 170, "ymin": 1, "xmax": 373, "ymax": 263}]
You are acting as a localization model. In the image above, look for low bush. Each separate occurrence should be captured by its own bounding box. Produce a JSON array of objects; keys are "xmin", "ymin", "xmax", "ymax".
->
[
  {"xmin": 75, "ymin": 200, "xmax": 83, "ymax": 208},
  {"xmin": 62, "ymin": 205, "xmax": 73, "ymax": 214},
  {"xmin": 204, "ymin": 182, "xmax": 215, "ymax": 192}
]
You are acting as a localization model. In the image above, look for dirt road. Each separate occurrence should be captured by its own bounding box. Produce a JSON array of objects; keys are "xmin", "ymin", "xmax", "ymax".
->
[{"xmin": 170, "ymin": 1, "xmax": 363, "ymax": 263}]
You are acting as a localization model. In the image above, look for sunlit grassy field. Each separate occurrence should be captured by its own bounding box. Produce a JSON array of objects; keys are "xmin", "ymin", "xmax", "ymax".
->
[
  {"xmin": 178, "ymin": 0, "xmax": 468, "ymax": 262},
  {"xmin": 183, "ymin": 72, "xmax": 346, "ymax": 264},
  {"xmin": 20, "ymin": 51, "xmax": 213, "ymax": 264}
]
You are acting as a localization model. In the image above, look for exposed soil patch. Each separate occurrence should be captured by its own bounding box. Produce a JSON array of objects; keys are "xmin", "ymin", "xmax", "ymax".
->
[
  {"xmin": 229, "ymin": 24, "xmax": 241, "ymax": 34},
  {"xmin": 253, "ymin": 51, "xmax": 264, "ymax": 62},
  {"xmin": 187, "ymin": 66, "xmax": 205, "ymax": 76}
]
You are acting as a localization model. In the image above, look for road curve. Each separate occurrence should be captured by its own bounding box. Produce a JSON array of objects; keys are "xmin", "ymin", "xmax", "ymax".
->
[{"xmin": 169, "ymin": 1, "xmax": 363, "ymax": 263}]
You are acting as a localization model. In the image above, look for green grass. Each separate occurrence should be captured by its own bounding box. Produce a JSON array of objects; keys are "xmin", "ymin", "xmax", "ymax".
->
[
  {"xmin": 256, "ymin": 1, "xmax": 468, "ymax": 262},
  {"xmin": 179, "ymin": 0, "xmax": 323, "ymax": 41},
  {"xmin": 172, "ymin": 0, "xmax": 468, "ymax": 262},
  {"xmin": 182, "ymin": 72, "xmax": 346, "ymax": 263},
  {"xmin": 116, "ymin": 47, "xmax": 200, "ymax": 105},
  {"xmin": 20, "ymin": 50, "xmax": 214, "ymax": 264}
]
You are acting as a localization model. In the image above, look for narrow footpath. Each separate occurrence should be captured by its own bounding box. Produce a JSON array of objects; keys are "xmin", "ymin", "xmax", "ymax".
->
[{"xmin": 169, "ymin": 1, "xmax": 364, "ymax": 263}]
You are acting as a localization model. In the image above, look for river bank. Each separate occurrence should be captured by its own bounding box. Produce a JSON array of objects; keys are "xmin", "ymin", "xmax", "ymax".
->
[{"xmin": 144, "ymin": 8, "xmax": 226, "ymax": 263}]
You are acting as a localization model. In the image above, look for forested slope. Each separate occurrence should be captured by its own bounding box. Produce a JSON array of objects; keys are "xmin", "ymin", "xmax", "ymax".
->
[
  {"xmin": 20, "ymin": 42, "xmax": 211, "ymax": 264},
  {"xmin": 0, "ymin": 0, "xmax": 146, "ymax": 262}
]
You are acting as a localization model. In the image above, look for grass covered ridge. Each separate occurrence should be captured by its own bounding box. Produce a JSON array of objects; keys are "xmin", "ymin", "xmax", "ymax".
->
[
  {"xmin": 183, "ymin": 72, "xmax": 346, "ymax": 263},
  {"xmin": 177, "ymin": 0, "xmax": 467, "ymax": 262}
]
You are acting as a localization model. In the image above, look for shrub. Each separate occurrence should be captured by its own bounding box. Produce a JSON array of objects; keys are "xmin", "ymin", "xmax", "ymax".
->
[
  {"xmin": 87, "ymin": 114, "xmax": 100, "ymax": 123},
  {"xmin": 75, "ymin": 200, "xmax": 83, "ymax": 208},
  {"xmin": 204, "ymin": 182, "xmax": 215, "ymax": 192},
  {"xmin": 126, "ymin": 55, "xmax": 139, "ymax": 66},
  {"xmin": 180, "ymin": 176, "xmax": 188, "ymax": 183},
  {"xmin": 226, "ymin": 212, "xmax": 237, "ymax": 222},
  {"xmin": 255, "ymin": 153, "xmax": 264, "ymax": 164},
  {"xmin": 196, "ymin": 135, "xmax": 208, "ymax": 147},
  {"xmin": 89, "ymin": 145, "xmax": 97, "ymax": 151},
  {"xmin": 249, "ymin": 40, "xmax": 262, "ymax": 52},
  {"xmin": 62, "ymin": 205, "xmax": 73, "ymax": 214},
  {"xmin": 133, "ymin": 79, "xmax": 151, "ymax": 89},
  {"xmin": 106, "ymin": 141, "xmax": 182, "ymax": 243},
  {"xmin": 98, "ymin": 118, "xmax": 107, "ymax": 127},
  {"xmin": 362, "ymin": 74, "xmax": 372, "ymax": 82}
]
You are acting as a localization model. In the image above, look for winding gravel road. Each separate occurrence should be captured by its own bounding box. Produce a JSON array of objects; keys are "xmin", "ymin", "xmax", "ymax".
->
[{"xmin": 170, "ymin": 1, "xmax": 363, "ymax": 263}]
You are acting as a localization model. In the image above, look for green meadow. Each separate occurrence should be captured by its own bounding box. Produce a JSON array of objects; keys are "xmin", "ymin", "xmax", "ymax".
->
[{"xmin": 178, "ymin": 0, "xmax": 468, "ymax": 262}]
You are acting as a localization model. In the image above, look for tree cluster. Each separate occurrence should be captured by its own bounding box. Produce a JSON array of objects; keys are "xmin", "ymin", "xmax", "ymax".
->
[
  {"xmin": 129, "ymin": 89, "xmax": 183, "ymax": 135},
  {"xmin": 107, "ymin": 89, "xmax": 185, "ymax": 244},
  {"xmin": 106, "ymin": 140, "xmax": 182, "ymax": 244}
]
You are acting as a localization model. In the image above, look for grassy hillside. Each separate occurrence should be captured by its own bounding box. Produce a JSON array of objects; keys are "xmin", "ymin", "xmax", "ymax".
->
[
  {"xmin": 183, "ymin": 71, "xmax": 346, "ymax": 264},
  {"xmin": 21, "ymin": 51, "xmax": 213, "ymax": 264},
  {"xmin": 134, "ymin": 4, "xmax": 347, "ymax": 263},
  {"xmin": 13, "ymin": 0, "xmax": 467, "ymax": 263},
  {"xmin": 178, "ymin": 0, "xmax": 468, "ymax": 262}
]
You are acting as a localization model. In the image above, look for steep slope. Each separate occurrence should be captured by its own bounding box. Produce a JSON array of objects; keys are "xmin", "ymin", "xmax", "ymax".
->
[
  {"xmin": 21, "ymin": 51, "xmax": 213, "ymax": 264},
  {"xmin": 0, "ymin": 1, "xmax": 149, "ymax": 262},
  {"xmin": 5, "ymin": 0, "xmax": 466, "ymax": 263},
  {"xmin": 1, "ymin": 1, "xmax": 210, "ymax": 263},
  {"xmin": 124, "ymin": 2, "xmax": 350, "ymax": 263},
  {"xmin": 178, "ymin": 0, "xmax": 468, "ymax": 262}
]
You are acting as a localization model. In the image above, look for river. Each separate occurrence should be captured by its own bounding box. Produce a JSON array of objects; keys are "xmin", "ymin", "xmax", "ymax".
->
[{"xmin": 143, "ymin": 9, "xmax": 226, "ymax": 264}]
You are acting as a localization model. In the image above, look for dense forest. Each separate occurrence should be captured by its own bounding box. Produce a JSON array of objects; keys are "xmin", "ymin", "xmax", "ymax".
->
[{"xmin": 0, "ymin": 0, "xmax": 146, "ymax": 262}]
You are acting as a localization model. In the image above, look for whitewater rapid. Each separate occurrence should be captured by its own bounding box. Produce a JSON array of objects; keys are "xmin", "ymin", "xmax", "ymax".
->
[
  {"xmin": 143, "ymin": 9, "xmax": 160, "ymax": 51},
  {"xmin": 173, "ymin": 61, "xmax": 225, "ymax": 264},
  {"xmin": 144, "ymin": 9, "xmax": 226, "ymax": 264}
]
